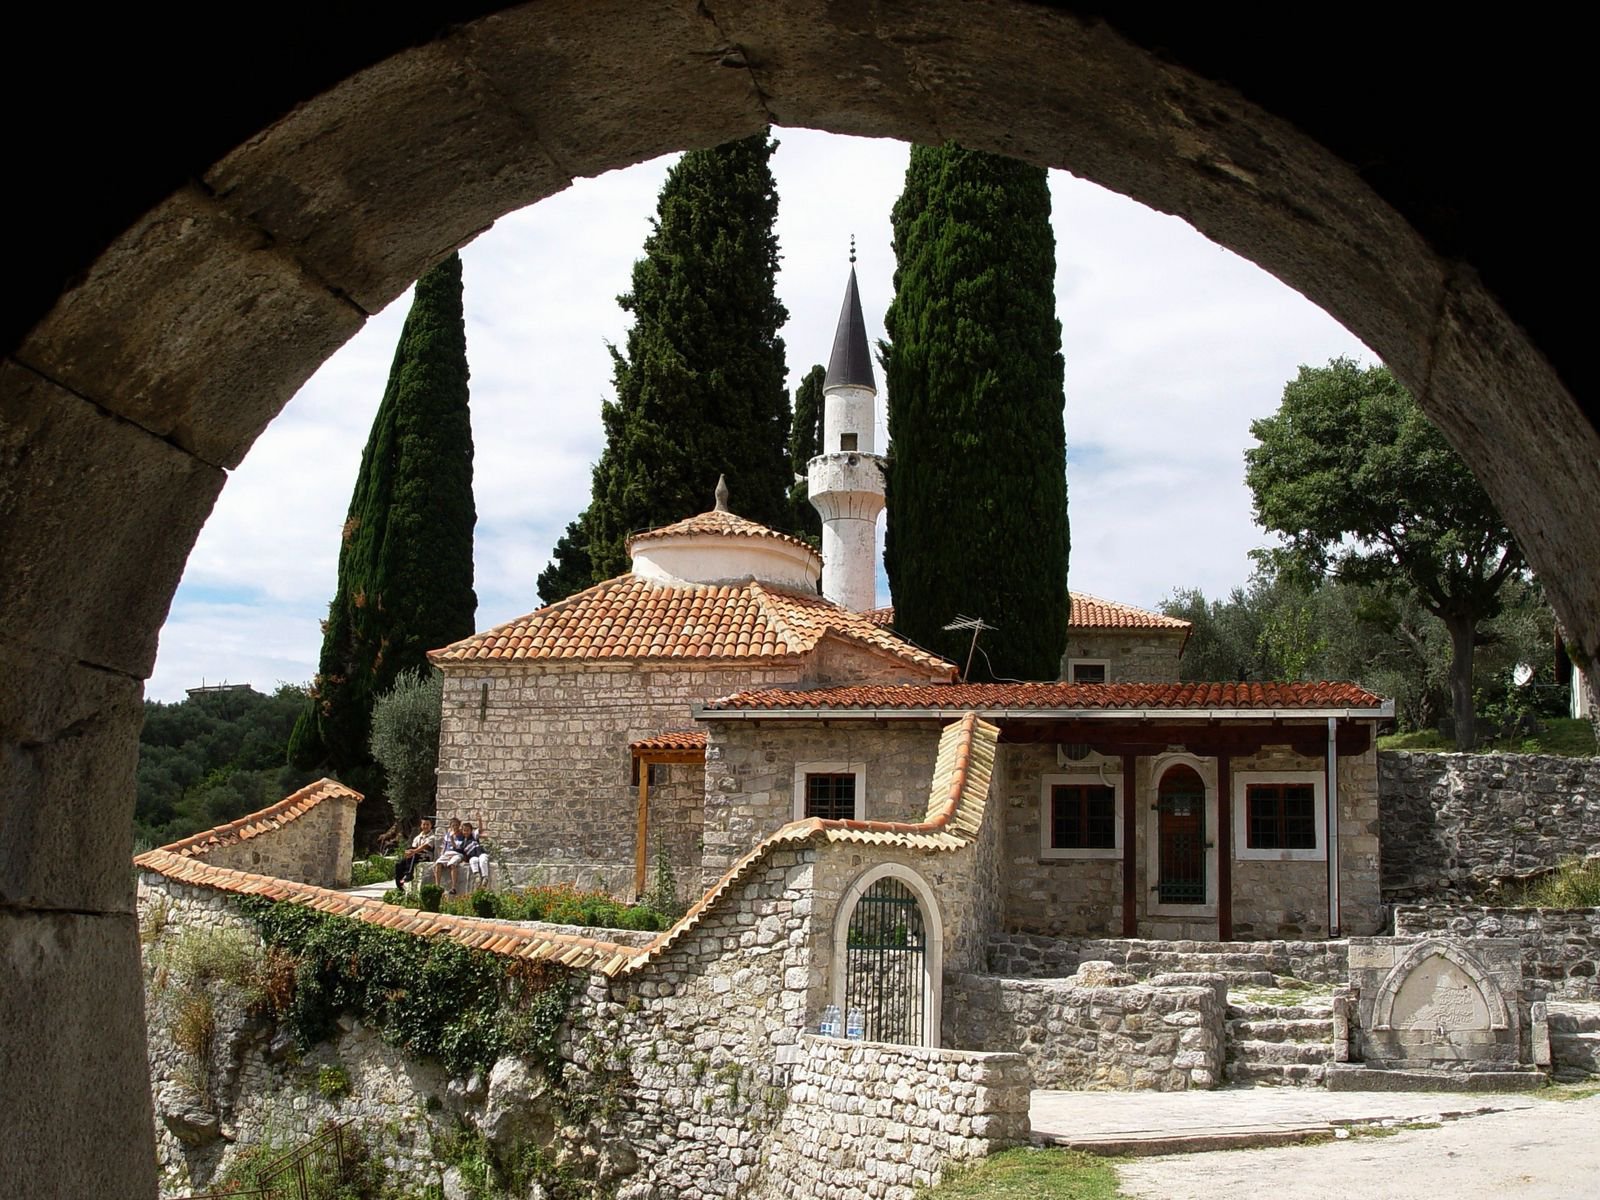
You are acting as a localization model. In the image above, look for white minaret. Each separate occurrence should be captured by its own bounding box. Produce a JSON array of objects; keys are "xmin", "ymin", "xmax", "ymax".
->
[{"xmin": 807, "ymin": 251, "xmax": 886, "ymax": 612}]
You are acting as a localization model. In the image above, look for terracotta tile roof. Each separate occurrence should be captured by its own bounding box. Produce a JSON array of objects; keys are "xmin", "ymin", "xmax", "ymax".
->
[
  {"xmin": 429, "ymin": 575, "xmax": 955, "ymax": 677},
  {"xmin": 616, "ymin": 714, "xmax": 998, "ymax": 973},
  {"xmin": 153, "ymin": 777, "xmax": 363, "ymax": 860},
  {"xmin": 627, "ymin": 508, "xmax": 820, "ymax": 559},
  {"xmin": 1069, "ymin": 592, "xmax": 1191, "ymax": 631},
  {"xmin": 865, "ymin": 605, "xmax": 896, "ymax": 627},
  {"xmin": 135, "ymin": 717, "xmax": 999, "ymax": 980},
  {"xmin": 629, "ymin": 730, "xmax": 707, "ymax": 753},
  {"xmin": 133, "ymin": 850, "xmax": 642, "ymax": 974},
  {"xmin": 702, "ymin": 681, "xmax": 1388, "ymax": 713}
]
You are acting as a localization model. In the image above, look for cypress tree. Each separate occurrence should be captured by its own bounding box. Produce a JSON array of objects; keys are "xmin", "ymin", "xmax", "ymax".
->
[
  {"xmin": 536, "ymin": 513, "xmax": 596, "ymax": 605},
  {"xmin": 289, "ymin": 252, "xmax": 478, "ymax": 791},
  {"xmin": 580, "ymin": 130, "xmax": 793, "ymax": 580},
  {"xmin": 882, "ymin": 143, "xmax": 1070, "ymax": 680},
  {"xmin": 788, "ymin": 362, "xmax": 825, "ymax": 541}
]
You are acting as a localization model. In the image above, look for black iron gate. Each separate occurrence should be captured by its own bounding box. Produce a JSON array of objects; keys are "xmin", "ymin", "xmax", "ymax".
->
[
  {"xmin": 844, "ymin": 877, "xmax": 929, "ymax": 1045},
  {"xmin": 1157, "ymin": 767, "xmax": 1207, "ymax": 905}
]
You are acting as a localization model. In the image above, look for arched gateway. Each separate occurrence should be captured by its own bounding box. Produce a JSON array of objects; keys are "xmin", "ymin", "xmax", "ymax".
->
[{"xmin": 832, "ymin": 865, "xmax": 945, "ymax": 1048}]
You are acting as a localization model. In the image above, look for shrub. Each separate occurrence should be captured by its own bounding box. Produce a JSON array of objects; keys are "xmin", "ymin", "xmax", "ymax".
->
[
  {"xmin": 1519, "ymin": 858, "xmax": 1600, "ymax": 908},
  {"xmin": 420, "ymin": 883, "xmax": 444, "ymax": 913},
  {"xmin": 172, "ymin": 991, "xmax": 216, "ymax": 1063},
  {"xmin": 316, "ymin": 1063, "xmax": 352, "ymax": 1101}
]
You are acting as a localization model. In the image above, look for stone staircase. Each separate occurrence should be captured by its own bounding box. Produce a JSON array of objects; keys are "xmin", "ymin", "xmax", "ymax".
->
[{"xmin": 1224, "ymin": 999, "xmax": 1335, "ymax": 1086}]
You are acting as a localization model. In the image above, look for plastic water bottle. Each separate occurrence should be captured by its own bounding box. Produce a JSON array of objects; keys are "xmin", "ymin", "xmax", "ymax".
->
[
  {"xmin": 820, "ymin": 1004, "xmax": 840, "ymax": 1037},
  {"xmin": 846, "ymin": 1008, "xmax": 865, "ymax": 1041}
]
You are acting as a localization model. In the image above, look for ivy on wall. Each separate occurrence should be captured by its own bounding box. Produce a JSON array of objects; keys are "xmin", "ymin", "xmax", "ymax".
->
[{"xmin": 237, "ymin": 897, "xmax": 571, "ymax": 1075}]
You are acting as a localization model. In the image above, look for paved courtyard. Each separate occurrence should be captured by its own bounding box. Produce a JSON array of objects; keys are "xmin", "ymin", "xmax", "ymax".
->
[{"xmin": 1030, "ymin": 1088, "xmax": 1600, "ymax": 1199}]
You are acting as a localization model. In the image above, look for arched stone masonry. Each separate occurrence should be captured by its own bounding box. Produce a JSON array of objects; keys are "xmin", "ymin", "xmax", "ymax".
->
[{"xmin": 830, "ymin": 863, "xmax": 945, "ymax": 1048}]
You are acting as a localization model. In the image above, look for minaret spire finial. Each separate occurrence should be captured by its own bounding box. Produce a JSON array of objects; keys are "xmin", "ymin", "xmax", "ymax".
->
[
  {"xmin": 713, "ymin": 474, "xmax": 730, "ymax": 512},
  {"xmin": 849, "ymin": 234, "xmax": 856, "ymax": 266}
]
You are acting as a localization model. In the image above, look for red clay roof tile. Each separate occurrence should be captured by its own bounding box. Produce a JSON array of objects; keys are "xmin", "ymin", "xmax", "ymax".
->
[
  {"xmin": 702, "ymin": 681, "xmax": 1386, "ymax": 712},
  {"xmin": 1068, "ymin": 592, "xmax": 1191, "ymax": 630},
  {"xmin": 146, "ymin": 777, "xmax": 362, "ymax": 860}
]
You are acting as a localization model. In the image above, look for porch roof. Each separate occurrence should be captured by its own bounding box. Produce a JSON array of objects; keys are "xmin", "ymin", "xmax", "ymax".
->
[{"xmin": 697, "ymin": 680, "xmax": 1393, "ymax": 721}]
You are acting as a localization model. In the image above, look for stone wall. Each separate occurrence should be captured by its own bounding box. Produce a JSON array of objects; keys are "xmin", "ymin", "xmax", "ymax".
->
[
  {"xmin": 1378, "ymin": 750, "xmax": 1600, "ymax": 900},
  {"xmin": 141, "ymin": 815, "xmax": 1004, "ymax": 1199},
  {"xmin": 996, "ymin": 739, "xmax": 1382, "ymax": 942},
  {"xmin": 701, "ymin": 721, "xmax": 945, "ymax": 889},
  {"xmin": 984, "ymin": 931, "xmax": 1350, "ymax": 985},
  {"xmin": 191, "ymin": 788, "xmax": 358, "ymax": 889},
  {"xmin": 1394, "ymin": 905, "xmax": 1600, "ymax": 1001},
  {"xmin": 1061, "ymin": 628, "xmax": 1186, "ymax": 684},
  {"xmin": 435, "ymin": 661, "xmax": 807, "ymax": 896},
  {"xmin": 753, "ymin": 1036, "xmax": 1031, "ymax": 1200},
  {"xmin": 947, "ymin": 968, "xmax": 1226, "ymax": 1090}
]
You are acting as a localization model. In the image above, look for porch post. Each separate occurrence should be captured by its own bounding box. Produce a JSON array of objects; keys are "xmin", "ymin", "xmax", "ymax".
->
[
  {"xmin": 1217, "ymin": 751, "xmax": 1232, "ymax": 940},
  {"xmin": 1122, "ymin": 754, "xmax": 1138, "ymax": 937},
  {"xmin": 634, "ymin": 758, "xmax": 651, "ymax": 899},
  {"xmin": 1326, "ymin": 717, "xmax": 1341, "ymax": 936}
]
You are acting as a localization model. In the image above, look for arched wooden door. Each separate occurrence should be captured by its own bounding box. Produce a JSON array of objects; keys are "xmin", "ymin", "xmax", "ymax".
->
[{"xmin": 1157, "ymin": 764, "xmax": 1207, "ymax": 905}]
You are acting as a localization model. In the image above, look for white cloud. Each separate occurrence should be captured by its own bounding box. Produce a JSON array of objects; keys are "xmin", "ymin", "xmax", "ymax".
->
[{"xmin": 148, "ymin": 130, "xmax": 1372, "ymax": 701}]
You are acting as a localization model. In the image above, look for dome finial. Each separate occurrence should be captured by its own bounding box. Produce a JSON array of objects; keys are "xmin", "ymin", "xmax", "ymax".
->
[
  {"xmin": 713, "ymin": 473, "xmax": 730, "ymax": 512},
  {"xmin": 849, "ymin": 234, "xmax": 856, "ymax": 266}
]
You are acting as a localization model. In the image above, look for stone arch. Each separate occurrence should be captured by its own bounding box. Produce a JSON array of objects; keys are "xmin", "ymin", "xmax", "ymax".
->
[
  {"xmin": 4, "ymin": 6, "xmax": 1598, "ymax": 1193},
  {"xmin": 1372, "ymin": 939, "xmax": 1511, "ymax": 1033},
  {"xmin": 830, "ymin": 862, "xmax": 945, "ymax": 1048}
]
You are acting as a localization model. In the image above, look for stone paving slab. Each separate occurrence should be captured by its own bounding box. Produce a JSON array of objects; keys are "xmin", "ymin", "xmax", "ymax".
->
[{"xmin": 1030, "ymin": 1086, "xmax": 1542, "ymax": 1155}]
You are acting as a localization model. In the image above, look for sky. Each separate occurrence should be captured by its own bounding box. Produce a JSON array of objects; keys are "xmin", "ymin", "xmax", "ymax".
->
[{"xmin": 148, "ymin": 129, "xmax": 1372, "ymax": 702}]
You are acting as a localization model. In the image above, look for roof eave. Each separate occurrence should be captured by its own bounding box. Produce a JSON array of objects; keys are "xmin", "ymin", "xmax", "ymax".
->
[{"xmin": 695, "ymin": 702, "xmax": 1395, "ymax": 721}]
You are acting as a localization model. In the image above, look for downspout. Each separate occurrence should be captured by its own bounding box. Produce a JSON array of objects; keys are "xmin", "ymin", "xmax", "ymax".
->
[{"xmin": 1327, "ymin": 716, "xmax": 1341, "ymax": 937}]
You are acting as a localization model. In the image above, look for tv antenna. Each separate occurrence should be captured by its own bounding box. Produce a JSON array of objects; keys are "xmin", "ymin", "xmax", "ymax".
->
[{"xmin": 942, "ymin": 615, "xmax": 998, "ymax": 682}]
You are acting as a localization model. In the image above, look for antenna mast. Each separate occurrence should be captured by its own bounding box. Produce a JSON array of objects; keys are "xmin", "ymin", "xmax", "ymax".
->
[{"xmin": 942, "ymin": 615, "xmax": 998, "ymax": 682}]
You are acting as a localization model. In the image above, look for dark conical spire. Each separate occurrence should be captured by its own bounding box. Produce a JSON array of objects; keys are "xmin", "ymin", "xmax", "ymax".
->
[{"xmin": 824, "ymin": 263, "xmax": 876, "ymax": 392}]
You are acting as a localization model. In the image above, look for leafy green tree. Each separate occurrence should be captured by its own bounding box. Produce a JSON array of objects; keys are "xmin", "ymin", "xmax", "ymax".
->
[
  {"xmin": 289, "ymin": 252, "xmax": 477, "ymax": 797},
  {"xmin": 536, "ymin": 513, "xmax": 597, "ymax": 606},
  {"xmin": 788, "ymin": 363, "xmax": 825, "ymax": 541},
  {"xmin": 882, "ymin": 142, "xmax": 1069, "ymax": 679},
  {"xmin": 136, "ymin": 684, "xmax": 319, "ymax": 846},
  {"xmin": 1245, "ymin": 359, "xmax": 1524, "ymax": 748},
  {"xmin": 579, "ymin": 131, "xmax": 793, "ymax": 580},
  {"xmin": 368, "ymin": 669, "xmax": 444, "ymax": 827}
]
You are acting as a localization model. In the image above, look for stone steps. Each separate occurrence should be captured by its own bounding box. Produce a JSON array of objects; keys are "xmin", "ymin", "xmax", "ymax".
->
[
  {"xmin": 1225, "ymin": 1061, "xmax": 1327, "ymax": 1086},
  {"xmin": 1228, "ymin": 1018, "xmax": 1335, "ymax": 1041},
  {"xmin": 1227, "ymin": 1039, "xmax": 1332, "ymax": 1066},
  {"xmin": 1226, "ymin": 1001, "xmax": 1335, "ymax": 1022}
]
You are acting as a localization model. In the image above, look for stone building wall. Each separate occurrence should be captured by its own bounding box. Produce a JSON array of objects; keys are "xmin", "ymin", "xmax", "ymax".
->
[
  {"xmin": 701, "ymin": 721, "xmax": 945, "ymax": 889},
  {"xmin": 1061, "ymin": 629, "xmax": 1186, "ymax": 683},
  {"xmin": 1394, "ymin": 905, "xmax": 1600, "ymax": 1001},
  {"xmin": 996, "ymin": 738, "xmax": 1382, "ymax": 942},
  {"xmin": 752, "ymin": 1036, "xmax": 1031, "ymax": 1200},
  {"xmin": 192, "ymin": 789, "xmax": 358, "ymax": 889},
  {"xmin": 435, "ymin": 661, "xmax": 807, "ymax": 895},
  {"xmin": 946, "ymin": 970, "xmax": 1226, "ymax": 1090},
  {"xmin": 1379, "ymin": 750, "xmax": 1600, "ymax": 900}
]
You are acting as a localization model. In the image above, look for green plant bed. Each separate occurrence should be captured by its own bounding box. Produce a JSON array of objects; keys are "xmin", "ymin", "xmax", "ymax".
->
[
  {"xmin": 922, "ymin": 1148, "xmax": 1125, "ymax": 1199},
  {"xmin": 381, "ymin": 882, "xmax": 673, "ymax": 933},
  {"xmin": 1379, "ymin": 718, "xmax": 1597, "ymax": 757}
]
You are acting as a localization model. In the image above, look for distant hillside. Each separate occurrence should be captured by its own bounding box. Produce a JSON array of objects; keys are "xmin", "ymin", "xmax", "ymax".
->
[{"xmin": 136, "ymin": 683, "xmax": 321, "ymax": 848}]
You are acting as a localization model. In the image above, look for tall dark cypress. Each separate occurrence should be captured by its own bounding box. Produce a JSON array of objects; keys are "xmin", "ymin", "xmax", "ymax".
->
[
  {"xmin": 579, "ymin": 130, "xmax": 793, "ymax": 580},
  {"xmin": 288, "ymin": 252, "xmax": 477, "ymax": 787},
  {"xmin": 882, "ymin": 143, "xmax": 1070, "ymax": 680},
  {"xmin": 788, "ymin": 362, "xmax": 826, "ymax": 542}
]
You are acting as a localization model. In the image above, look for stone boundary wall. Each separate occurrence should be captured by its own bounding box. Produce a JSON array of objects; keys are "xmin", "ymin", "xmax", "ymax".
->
[
  {"xmin": 1379, "ymin": 750, "xmax": 1600, "ymax": 899},
  {"xmin": 946, "ymin": 971, "xmax": 1225, "ymax": 1091},
  {"xmin": 753, "ymin": 1036, "xmax": 1031, "ymax": 1200},
  {"xmin": 985, "ymin": 932, "xmax": 1349, "ymax": 985},
  {"xmin": 1394, "ymin": 905, "xmax": 1600, "ymax": 1001},
  {"xmin": 141, "ymin": 815, "xmax": 1002, "ymax": 1199}
]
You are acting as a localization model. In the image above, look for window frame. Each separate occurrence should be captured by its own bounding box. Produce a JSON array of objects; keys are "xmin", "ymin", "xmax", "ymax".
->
[
  {"xmin": 793, "ymin": 761, "xmax": 867, "ymax": 822},
  {"xmin": 1066, "ymin": 658, "xmax": 1110, "ymax": 684},
  {"xmin": 1039, "ymin": 768, "xmax": 1123, "ymax": 860},
  {"xmin": 1231, "ymin": 769, "xmax": 1327, "ymax": 862}
]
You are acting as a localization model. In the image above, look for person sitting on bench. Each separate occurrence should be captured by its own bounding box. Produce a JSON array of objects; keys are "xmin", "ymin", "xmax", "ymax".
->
[
  {"xmin": 432, "ymin": 820, "xmax": 468, "ymax": 893},
  {"xmin": 394, "ymin": 818, "xmax": 435, "ymax": 888}
]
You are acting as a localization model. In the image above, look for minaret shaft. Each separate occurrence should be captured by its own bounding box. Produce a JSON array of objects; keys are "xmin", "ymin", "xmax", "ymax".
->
[{"xmin": 808, "ymin": 265, "xmax": 886, "ymax": 612}]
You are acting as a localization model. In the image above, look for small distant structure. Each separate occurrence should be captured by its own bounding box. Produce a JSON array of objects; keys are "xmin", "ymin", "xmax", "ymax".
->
[{"xmin": 185, "ymin": 681, "xmax": 257, "ymax": 700}]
